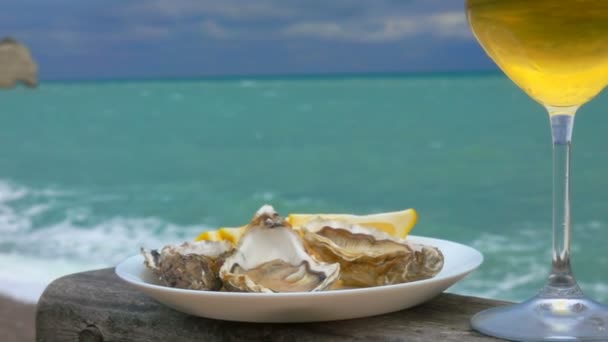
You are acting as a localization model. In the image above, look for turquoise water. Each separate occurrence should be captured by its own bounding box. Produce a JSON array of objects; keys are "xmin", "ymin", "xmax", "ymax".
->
[{"xmin": 1, "ymin": 74, "xmax": 608, "ymax": 302}]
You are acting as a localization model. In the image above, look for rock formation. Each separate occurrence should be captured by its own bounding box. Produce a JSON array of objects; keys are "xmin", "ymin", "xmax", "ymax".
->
[{"xmin": 0, "ymin": 37, "xmax": 37, "ymax": 88}]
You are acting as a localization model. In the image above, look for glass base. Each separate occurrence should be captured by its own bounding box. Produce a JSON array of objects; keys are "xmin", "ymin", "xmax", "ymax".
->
[{"xmin": 471, "ymin": 295, "xmax": 608, "ymax": 341}]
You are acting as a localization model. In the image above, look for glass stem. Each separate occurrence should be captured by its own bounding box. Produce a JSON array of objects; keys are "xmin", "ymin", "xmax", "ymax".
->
[{"xmin": 540, "ymin": 113, "xmax": 582, "ymax": 297}]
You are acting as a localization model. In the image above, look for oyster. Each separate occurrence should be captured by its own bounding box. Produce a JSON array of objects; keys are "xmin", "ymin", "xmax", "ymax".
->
[
  {"xmin": 141, "ymin": 240, "xmax": 233, "ymax": 291},
  {"xmin": 219, "ymin": 205, "xmax": 340, "ymax": 292},
  {"xmin": 300, "ymin": 220, "xmax": 444, "ymax": 287}
]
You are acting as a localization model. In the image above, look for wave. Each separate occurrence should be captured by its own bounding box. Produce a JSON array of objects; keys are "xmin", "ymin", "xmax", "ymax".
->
[
  {"xmin": 450, "ymin": 223, "xmax": 608, "ymax": 303},
  {"xmin": 239, "ymin": 80, "xmax": 257, "ymax": 88},
  {"xmin": 1, "ymin": 179, "xmax": 607, "ymax": 304},
  {"xmin": 0, "ymin": 179, "xmax": 206, "ymax": 302}
]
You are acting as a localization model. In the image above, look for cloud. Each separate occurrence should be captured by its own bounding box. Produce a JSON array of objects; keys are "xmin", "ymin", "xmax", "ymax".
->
[
  {"xmin": 130, "ymin": 0, "xmax": 294, "ymax": 19},
  {"xmin": 201, "ymin": 20, "xmax": 230, "ymax": 39},
  {"xmin": 129, "ymin": 26, "xmax": 170, "ymax": 39},
  {"xmin": 1, "ymin": 0, "xmax": 482, "ymax": 79},
  {"xmin": 430, "ymin": 12, "xmax": 471, "ymax": 38},
  {"xmin": 283, "ymin": 11, "xmax": 471, "ymax": 42},
  {"xmin": 7, "ymin": 1, "xmax": 470, "ymax": 51},
  {"xmin": 10, "ymin": 24, "xmax": 172, "ymax": 58},
  {"xmin": 193, "ymin": 8, "xmax": 471, "ymax": 43},
  {"xmin": 31, "ymin": 26, "xmax": 171, "ymax": 45}
]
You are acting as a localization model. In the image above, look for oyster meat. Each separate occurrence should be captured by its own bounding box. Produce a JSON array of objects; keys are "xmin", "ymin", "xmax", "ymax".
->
[
  {"xmin": 141, "ymin": 240, "xmax": 233, "ymax": 291},
  {"xmin": 219, "ymin": 205, "xmax": 340, "ymax": 292},
  {"xmin": 300, "ymin": 219, "xmax": 444, "ymax": 287}
]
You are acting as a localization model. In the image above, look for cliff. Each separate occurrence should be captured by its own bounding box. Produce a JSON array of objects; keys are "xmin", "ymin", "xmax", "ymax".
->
[{"xmin": 0, "ymin": 37, "xmax": 37, "ymax": 88}]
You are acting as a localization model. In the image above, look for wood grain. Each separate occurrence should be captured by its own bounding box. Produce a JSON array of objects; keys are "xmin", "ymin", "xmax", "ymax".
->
[{"xmin": 36, "ymin": 268, "xmax": 509, "ymax": 341}]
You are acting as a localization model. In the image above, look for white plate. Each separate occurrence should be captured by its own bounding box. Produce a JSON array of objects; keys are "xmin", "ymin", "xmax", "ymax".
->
[{"xmin": 115, "ymin": 235, "xmax": 483, "ymax": 323}]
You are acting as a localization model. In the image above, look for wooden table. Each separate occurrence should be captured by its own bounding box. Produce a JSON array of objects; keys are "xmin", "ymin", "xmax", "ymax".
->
[{"xmin": 36, "ymin": 268, "xmax": 508, "ymax": 341}]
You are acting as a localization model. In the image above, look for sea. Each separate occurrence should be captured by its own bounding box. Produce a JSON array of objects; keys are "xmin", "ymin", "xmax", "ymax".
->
[{"xmin": 1, "ymin": 73, "xmax": 608, "ymax": 303}]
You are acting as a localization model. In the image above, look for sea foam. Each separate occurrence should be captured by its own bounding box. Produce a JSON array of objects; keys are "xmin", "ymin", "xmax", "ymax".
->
[
  {"xmin": 1, "ymin": 178, "xmax": 607, "ymax": 304},
  {"xmin": 0, "ymin": 179, "xmax": 206, "ymax": 302}
]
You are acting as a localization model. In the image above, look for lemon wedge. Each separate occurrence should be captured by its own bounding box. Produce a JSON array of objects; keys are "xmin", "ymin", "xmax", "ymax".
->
[
  {"xmin": 194, "ymin": 226, "xmax": 245, "ymax": 245},
  {"xmin": 194, "ymin": 208, "xmax": 418, "ymax": 243},
  {"xmin": 287, "ymin": 208, "xmax": 418, "ymax": 239}
]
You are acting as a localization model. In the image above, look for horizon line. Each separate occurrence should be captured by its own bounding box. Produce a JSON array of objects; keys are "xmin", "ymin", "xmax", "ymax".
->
[{"xmin": 40, "ymin": 69, "xmax": 502, "ymax": 84}]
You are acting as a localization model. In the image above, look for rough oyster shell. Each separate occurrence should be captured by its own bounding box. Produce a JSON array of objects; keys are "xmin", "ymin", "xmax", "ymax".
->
[
  {"xmin": 301, "ymin": 219, "xmax": 444, "ymax": 287},
  {"xmin": 141, "ymin": 240, "xmax": 233, "ymax": 291},
  {"xmin": 219, "ymin": 205, "xmax": 340, "ymax": 292}
]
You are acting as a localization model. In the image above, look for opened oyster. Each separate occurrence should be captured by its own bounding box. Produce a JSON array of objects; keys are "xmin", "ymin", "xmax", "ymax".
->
[
  {"xmin": 141, "ymin": 240, "xmax": 233, "ymax": 291},
  {"xmin": 300, "ymin": 219, "xmax": 444, "ymax": 287},
  {"xmin": 219, "ymin": 205, "xmax": 340, "ymax": 292},
  {"xmin": 141, "ymin": 204, "xmax": 445, "ymax": 293}
]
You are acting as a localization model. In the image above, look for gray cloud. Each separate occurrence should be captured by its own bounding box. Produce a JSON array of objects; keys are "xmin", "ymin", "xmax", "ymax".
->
[
  {"xmin": 126, "ymin": 0, "xmax": 454, "ymax": 23},
  {"xmin": 6, "ymin": 0, "xmax": 470, "ymax": 50},
  {"xmin": 283, "ymin": 13, "xmax": 471, "ymax": 42},
  {"xmin": 198, "ymin": 10, "xmax": 471, "ymax": 43},
  {"xmin": 129, "ymin": 26, "xmax": 171, "ymax": 39},
  {"xmin": 128, "ymin": 0, "xmax": 296, "ymax": 19},
  {"xmin": 201, "ymin": 20, "xmax": 231, "ymax": 39},
  {"xmin": 1, "ymin": 0, "xmax": 484, "ymax": 79}
]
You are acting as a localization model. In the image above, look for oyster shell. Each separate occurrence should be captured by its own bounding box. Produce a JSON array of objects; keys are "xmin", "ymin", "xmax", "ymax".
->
[
  {"xmin": 219, "ymin": 205, "xmax": 340, "ymax": 292},
  {"xmin": 141, "ymin": 240, "xmax": 233, "ymax": 291},
  {"xmin": 300, "ymin": 219, "xmax": 444, "ymax": 287}
]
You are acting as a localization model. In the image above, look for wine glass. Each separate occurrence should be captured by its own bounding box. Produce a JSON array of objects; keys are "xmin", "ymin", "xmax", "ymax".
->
[{"xmin": 465, "ymin": 0, "xmax": 608, "ymax": 340}]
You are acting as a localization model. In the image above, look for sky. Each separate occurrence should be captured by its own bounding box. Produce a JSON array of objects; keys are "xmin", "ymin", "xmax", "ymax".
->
[{"xmin": 1, "ymin": 0, "xmax": 496, "ymax": 80}]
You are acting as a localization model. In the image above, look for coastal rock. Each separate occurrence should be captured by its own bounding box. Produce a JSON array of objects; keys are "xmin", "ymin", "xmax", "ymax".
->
[{"xmin": 0, "ymin": 37, "xmax": 37, "ymax": 88}]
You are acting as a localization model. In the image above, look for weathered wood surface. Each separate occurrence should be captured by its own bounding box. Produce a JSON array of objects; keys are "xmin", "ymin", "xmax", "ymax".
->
[{"xmin": 37, "ymin": 268, "xmax": 509, "ymax": 341}]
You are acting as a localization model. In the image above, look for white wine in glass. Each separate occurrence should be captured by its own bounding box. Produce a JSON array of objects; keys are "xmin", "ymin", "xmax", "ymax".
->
[{"xmin": 466, "ymin": 0, "xmax": 608, "ymax": 340}]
